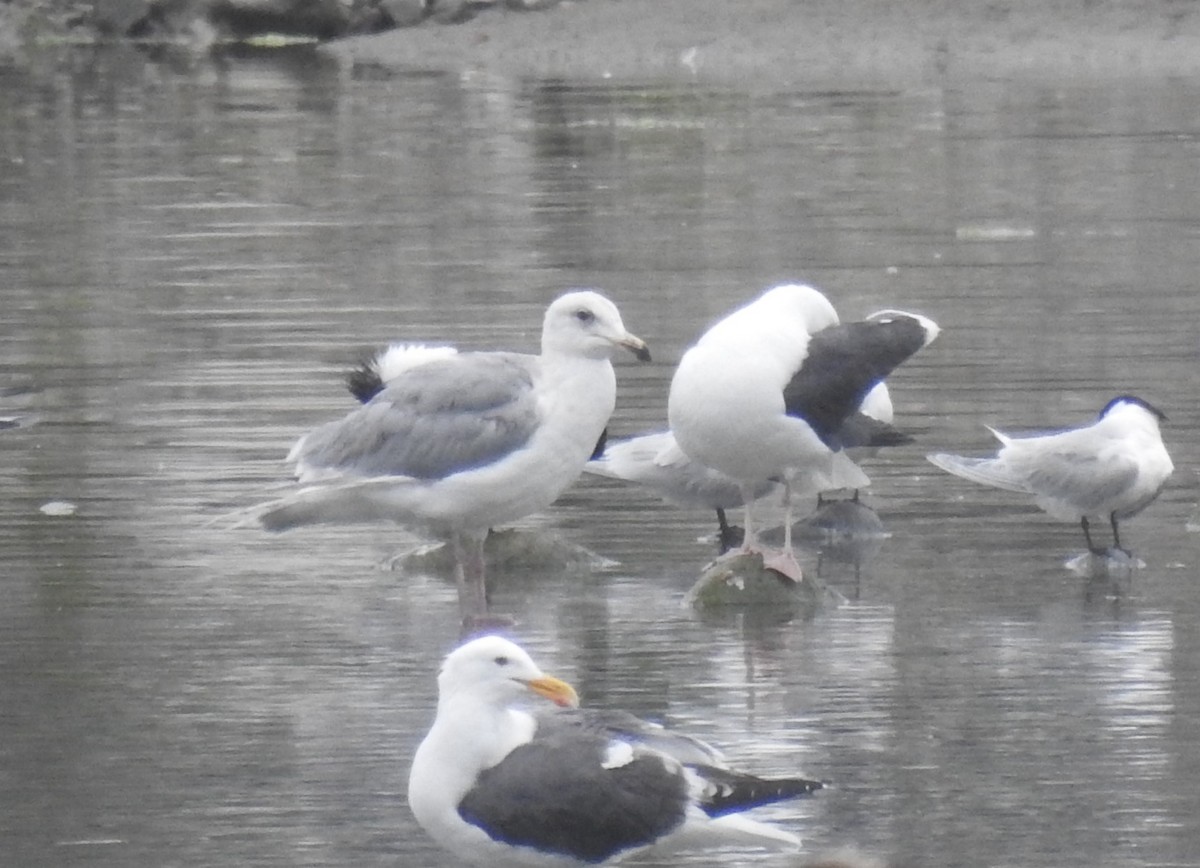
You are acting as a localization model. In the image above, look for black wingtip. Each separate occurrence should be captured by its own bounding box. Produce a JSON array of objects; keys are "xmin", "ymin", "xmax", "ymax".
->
[
  {"xmin": 346, "ymin": 357, "xmax": 385, "ymax": 403},
  {"xmin": 693, "ymin": 764, "xmax": 826, "ymax": 817},
  {"xmin": 589, "ymin": 428, "xmax": 608, "ymax": 461}
]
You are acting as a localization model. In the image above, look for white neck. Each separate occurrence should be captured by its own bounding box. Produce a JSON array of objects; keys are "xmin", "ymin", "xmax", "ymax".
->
[{"xmin": 412, "ymin": 694, "xmax": 537, "ymax": 813}]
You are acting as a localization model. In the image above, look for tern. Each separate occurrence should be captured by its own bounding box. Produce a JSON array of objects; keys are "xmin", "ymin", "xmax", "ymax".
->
[{"xmin": 927, "ymin": 395, "xmax": 1173, "ymax": 555}]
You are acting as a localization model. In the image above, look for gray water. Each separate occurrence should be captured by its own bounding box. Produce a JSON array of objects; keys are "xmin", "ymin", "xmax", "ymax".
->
[{"xmin": 2, "ymin": 43, "xmax": 1199, "ymax": 868}]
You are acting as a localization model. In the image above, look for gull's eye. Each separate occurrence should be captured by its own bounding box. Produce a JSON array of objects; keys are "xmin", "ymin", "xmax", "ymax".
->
[
  {"xmin": 493, "ymin": 655, "xmax": 510, "ymax": 666},
  {"xmin": 574, "ymin": 308, "xmax": 596, "ymax": 325}
]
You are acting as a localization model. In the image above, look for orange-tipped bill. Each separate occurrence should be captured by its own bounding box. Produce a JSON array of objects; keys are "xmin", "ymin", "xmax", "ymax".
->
[{"xmin": 526, "ymin": 675, "xmax": 580, "ymax": 709}]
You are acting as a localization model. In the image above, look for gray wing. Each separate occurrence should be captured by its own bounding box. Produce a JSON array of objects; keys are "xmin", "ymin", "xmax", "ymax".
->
[
  {"xmin": 929, "ymin": 426, "xmax": 1140, "ymax": 512},
  {"xmin": 542, "ymin": 706, "xmax": 726, "ymax": 766},
  {"xmin": 295, "ymin": 353, "xmax": 541, "ymax": 481},
  {"xmin": 586, "ymin": 431, "xmax": 775, "ymax": 510},
  {"xmin": 1012, "ymin": 441, "xmax": 1140, "ymax": 513}
]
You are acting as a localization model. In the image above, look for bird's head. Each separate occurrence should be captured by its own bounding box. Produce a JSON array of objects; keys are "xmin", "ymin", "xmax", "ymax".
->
[
  {"xmin": 542, "ymin": 290, "xmax": 651, "ymax": 363},
  {"xmin": 438, "ymin": 635, "xmax": 580, "ymax": 710},
  {"xmin": 1100, "ymin": 395, "xmax": 1167, "ymax": 423}
]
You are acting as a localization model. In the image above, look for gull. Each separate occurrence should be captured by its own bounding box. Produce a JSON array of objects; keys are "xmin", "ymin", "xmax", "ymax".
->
[
  {"xmin": 345, "ymin": 342, "xmax": 460, "ymax": 404},
  {"xmin": 348, "ymin": 342, "xmax": 609, "ymax": 461},
  {"xmin": 927, "ymin": 395, "xmax": 1173, "ymax": 555},
  {"xmin": 667, "ymin": 283, "xmax": 939, "ymax": 579},
  {"xmin": 584, "ymin": 428, "xmax": 779, "ymax": 551},
  {"xmin": 584, "ymin": 379, "xmax": 909, "ymax": 552},
  {"xmin": 408, "ymin": 634, "xmax": 824, "ymax": 866},
  {"xmin": 237, "ymin": 291, "xmax": 649, "ymax": 624}
]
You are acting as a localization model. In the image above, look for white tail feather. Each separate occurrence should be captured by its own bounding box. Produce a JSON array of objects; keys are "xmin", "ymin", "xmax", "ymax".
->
[{"xmin": 926, "ymin": 452, "xmax": 1030, "ymax": 494}]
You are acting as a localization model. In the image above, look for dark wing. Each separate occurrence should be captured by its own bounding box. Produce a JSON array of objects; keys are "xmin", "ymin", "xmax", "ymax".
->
[
  {"xmin": 590, "ymin": 427, "xmax": 608, "ymax": 461},
  {"xmin": 835, "ymin": 411, "xmax": 914, "ymax": 449},
  {"xmin": 295, "ymin": 353, "xmax": 540, "ymax": 481},
  {"xmin": 458, "ymin": 725, "xmax": 688, "ymax": 863},
  {"xmin": 346, "ymin": 356, "xmax": 385, "ymax": 403},
  {"xmin": 688, "ymin": 763, "xmax": 824, "ymax": 818},
  {"xmin": 784, "ymin": 316, "xmax": 932, "ymax": 449}
]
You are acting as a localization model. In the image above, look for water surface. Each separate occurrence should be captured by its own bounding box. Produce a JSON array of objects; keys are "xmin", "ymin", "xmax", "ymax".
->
[{"xmin": 1, "ymin": 44, "xmax": 1199, "ymax": 868}]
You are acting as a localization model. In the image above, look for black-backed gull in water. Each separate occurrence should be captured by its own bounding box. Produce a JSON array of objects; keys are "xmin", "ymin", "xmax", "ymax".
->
[{"xmin": 408, "ymin": 635, "xmax": 824, "ymax": 865}]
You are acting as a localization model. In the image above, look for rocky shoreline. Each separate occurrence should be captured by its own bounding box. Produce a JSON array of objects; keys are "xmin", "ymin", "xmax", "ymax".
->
[
  {"xmin": 327, "ymin": 0, "xmax": 1200, "ymax": 86},
  {"xmin": 5, "ymin": 0, "xmax": 1200, "ymax": 85}
]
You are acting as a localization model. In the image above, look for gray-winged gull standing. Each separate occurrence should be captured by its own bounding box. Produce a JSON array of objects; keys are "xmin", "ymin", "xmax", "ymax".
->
[
  {"xmin": 408, "ymin": 634, "xmax": 824, "ymax": 865},
  {"xmin": 240, "ymin": 290, "xmax": 649, "ymax": 625},
  {"xmin": 667, "ymin": 283, "xmax": 939, "ymax": 580},
  {"xmin": 927, "ymin": 395, "xmax": 1173, "ymax": 555}
]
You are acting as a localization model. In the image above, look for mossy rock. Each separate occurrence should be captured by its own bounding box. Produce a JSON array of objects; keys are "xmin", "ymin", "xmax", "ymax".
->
[{"xmin": 684, "ymin": 551, "xmax": 834, "ymax": 614}]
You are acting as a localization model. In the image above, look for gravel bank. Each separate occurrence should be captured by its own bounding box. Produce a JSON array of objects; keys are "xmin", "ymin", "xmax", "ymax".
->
[{"xmin": 327, "ymin": 0, "xmax": 1200, "ymax": 85}]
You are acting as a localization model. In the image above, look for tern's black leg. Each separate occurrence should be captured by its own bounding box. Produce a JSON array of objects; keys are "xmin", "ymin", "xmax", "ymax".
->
[
  {"xmin": 716, "ymin": 508, "xmax": 743, "ymax": 554},
  {"xmin": 1081, "ymin": 517, "xmax": 1107, "ymax": 555}
]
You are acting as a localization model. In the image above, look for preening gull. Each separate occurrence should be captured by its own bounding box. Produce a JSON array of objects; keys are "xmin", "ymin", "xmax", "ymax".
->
[
  {"xmin": 667, "ymin": 283, "xmax": 939, "ymax": 579},
  {"xmin": 927, "ymin": 395, "xmax": 1173, "ymax": 555},
  {"xmin": 584, "ymin": 379, "xmax": 908, "ymax": 552},
  {"xmin": 239, "ymin": 291, "xmax": 649, "ymax": 624},
  {"xmin": 408, "ymin": 635, "xmax": 824, "ymax": 866}
]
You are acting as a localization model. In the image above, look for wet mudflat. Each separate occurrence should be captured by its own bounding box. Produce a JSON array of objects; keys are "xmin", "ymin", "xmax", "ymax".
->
[{"xmin": 1, "ymin": 44, "xmax": 1199, "ymax": 867}]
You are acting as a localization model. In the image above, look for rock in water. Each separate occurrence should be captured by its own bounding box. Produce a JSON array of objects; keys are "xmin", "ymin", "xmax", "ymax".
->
[
  {"xmin": 684, "ymin": 550, "xmax": 837, "ymax": 614},
  {"xmin": 393, "ymin": 528, "xmax": 615, "ymax": 578}
]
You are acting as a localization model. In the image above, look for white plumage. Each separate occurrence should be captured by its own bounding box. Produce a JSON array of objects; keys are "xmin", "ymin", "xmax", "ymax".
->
[
  {"xmin": 408, "ymin": 635, "xmax": 823, "ymax": 866},
  {"xmin": 667, "ymin": 283, "xmax": 939, "ymax": 578},
  {"xmin": 237, "ymin": 291, "xmax": 649, "ymax": 623},
  {"xmin": 584, "ymin": 380, "xmax": 902, "ymax": 551},
  {"xmin": 927, "ymin": 395, "xmax": 1173, "ymax": 554}
]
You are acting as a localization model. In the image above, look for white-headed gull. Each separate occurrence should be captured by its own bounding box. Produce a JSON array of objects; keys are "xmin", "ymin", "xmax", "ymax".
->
[
  {"xmin": 667, "ymin": 283, "xmax": 939, "ymax": 579},
  {"xmin": 408, "ymin": 635, "xmax": 823, "ymax": 865},
  {"xmin": 927, "ymin": 395, "xmax": 1173, "ymax": 555},
  {"xmin": 238, "ymin": 291, "xmax": 649, "ymax": 624}
]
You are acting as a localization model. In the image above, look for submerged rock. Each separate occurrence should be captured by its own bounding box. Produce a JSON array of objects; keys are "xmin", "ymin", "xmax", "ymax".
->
[
  {"xmin": 393, "ymin": 527, "xmax": 616, "ymax": 578},
  {"xmin": 684, "ymin": 550, "xmax": 839, "ymax": 615},
  {"xmin": 794, "ymin": 498, "xmax": 888, "ymax": 540}
]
